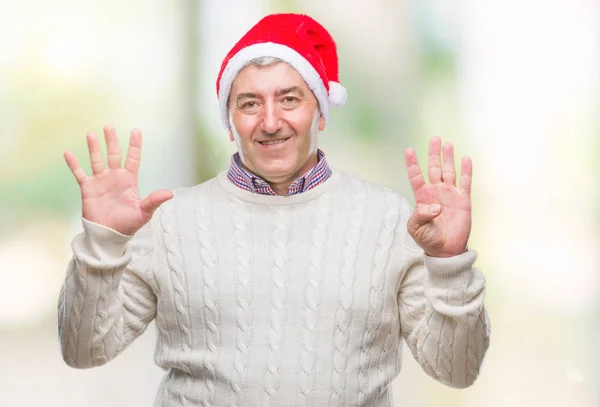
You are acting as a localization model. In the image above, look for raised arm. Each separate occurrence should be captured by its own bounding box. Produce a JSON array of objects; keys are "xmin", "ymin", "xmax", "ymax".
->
[
  {"xmin": 397, "ymin": 230, "xmax": 490, "ymax": 388},
  {"xmin": 58, "ymin": 126, "xmax": 171, "ymax": 368},
  {"xmin": 398, "ymin": 137, "xmax": 490, "ymax": 387},
  {"xmin": 58, "ymin": 219, "xmax": 158, "ymax": 368}
]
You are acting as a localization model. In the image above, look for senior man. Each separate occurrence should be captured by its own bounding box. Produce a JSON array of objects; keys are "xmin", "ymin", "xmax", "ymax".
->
[{"xmin": 59, "ymin": 13, "xmax": 490, "ymax": 407}]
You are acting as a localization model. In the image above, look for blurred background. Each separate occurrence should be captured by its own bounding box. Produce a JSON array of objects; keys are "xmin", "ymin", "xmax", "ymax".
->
[{"xmin": 1, "ymin": 0, "xmax": 598, "ymax": 405}]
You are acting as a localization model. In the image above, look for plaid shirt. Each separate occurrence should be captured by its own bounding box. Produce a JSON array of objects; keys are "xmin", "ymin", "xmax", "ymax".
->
[{"xmin": 227, "ymin": 149, "xmax": 331, "ymax": 195}]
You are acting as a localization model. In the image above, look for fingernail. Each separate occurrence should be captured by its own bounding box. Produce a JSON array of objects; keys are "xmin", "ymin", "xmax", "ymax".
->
[{"xmin": 429, "ymin": 204, "xmax": 440, "ymax": 213}]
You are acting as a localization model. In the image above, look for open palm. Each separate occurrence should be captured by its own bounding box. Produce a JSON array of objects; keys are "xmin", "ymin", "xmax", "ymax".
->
[
  {"xmin": 64, "ymin": 126, "xmax": 173, "ymax": 236},
  {"xmin": 404, "ymin": 137, "xmax": 472, "ymax": 258}
]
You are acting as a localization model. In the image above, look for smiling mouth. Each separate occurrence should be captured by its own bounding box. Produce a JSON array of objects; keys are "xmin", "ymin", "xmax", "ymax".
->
[{"xmin": 259, "ymin": 137, "xmax": 290, "ymax": 146}]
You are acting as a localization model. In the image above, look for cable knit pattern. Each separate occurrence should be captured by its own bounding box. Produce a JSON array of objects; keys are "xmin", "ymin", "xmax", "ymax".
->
[
  {"xmin": 297, "ymin": 193, "xmax": 332, "ymax": 403},
  {"xmin": 227, "ymin": 196, "xmax": 254, "ymax": 407},
  {"xmin": 358, "ymin": 191, "xmax": 401, "ymax": 404},
  {"xmin": 466, "ymin": 311, "xmax": 488, "ymax": 384},
  {"xmin": 57, "ymin": 283, "xmax": 67, "ymax": 344},
  {"xmin": 436, "ymin": 315, "xmax": 454, "ymax": 384},
  {"xmin": 152, "ymin": 269, "xmax": 174, "ymax": 404},
  {"xmin": 195, "ymin": 186, "xmax": 221, "ymax": 407},
  {"xmin": 263, "ymin": 205, "xmax": 293, "ymax": 405},
  {"xmin": 160, "ymin": 206, "xmax": 194, "ymax": 405},
  {"xmin": 90, "ymin": 269, "xmax": 112, "ymax": 366},
  {"xmin": 329, "ymin": 178, "xmax": 368, "ymax": 406},
  {"xmin": 377, "ymin": 194, "xmax": 404, "ymax": 397},
  {"xmin": 66, "ymin": 259, "xmax": 87, "ymax": 367},
  {"xmin": 57, "ymin": 169, "xmax": 490, "ymax": 407}
]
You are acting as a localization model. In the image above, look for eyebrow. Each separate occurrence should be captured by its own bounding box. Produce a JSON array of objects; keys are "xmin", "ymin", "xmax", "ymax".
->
[
  {"xmin": 276, "ymin": 86, "xmax": 305, "ymax": 97},
  {"xmin": 235, "ymin": 93, "xmax": 259, "ymax": 105},
  {"xmin": 234, "ymin": 87, "xmax": 306, "ymax": 105}
]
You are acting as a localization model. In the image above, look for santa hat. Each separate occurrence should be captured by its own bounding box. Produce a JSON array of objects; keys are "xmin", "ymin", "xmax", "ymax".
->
[{"xmin": 216, "ymin": 13, "xmax": 347, "ymax": 131}]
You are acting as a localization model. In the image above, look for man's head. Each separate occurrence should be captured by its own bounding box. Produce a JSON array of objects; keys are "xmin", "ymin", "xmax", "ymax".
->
[
  {"xmin": 216, "ymin": 13, "xmax": 347, "ymax": 187},
  {"xmin": 228, "ymin": 57, "xmax": 324, "ymax": 184}
]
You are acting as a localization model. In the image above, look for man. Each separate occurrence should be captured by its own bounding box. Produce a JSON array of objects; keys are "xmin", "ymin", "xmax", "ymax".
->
[{"xmin": 59, "ymin": 13, "xmax": 490, "ymax": 407}]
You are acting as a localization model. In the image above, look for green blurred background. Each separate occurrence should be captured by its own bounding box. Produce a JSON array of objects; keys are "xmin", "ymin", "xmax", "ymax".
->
[{"xmin": 1, "ymin": 0, "xmax": 598, "ymax": 405}]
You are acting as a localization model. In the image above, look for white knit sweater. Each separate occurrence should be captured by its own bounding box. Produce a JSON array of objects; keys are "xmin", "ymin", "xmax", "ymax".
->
[{"xmin": 58, "ymin": 169, "xmax": 490, "ymax": 407}]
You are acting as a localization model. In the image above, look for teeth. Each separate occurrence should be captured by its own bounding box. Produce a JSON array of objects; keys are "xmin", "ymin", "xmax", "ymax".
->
[{"xmin": 261, "ymin": 139, "xmax": 287, "ymax": 145}]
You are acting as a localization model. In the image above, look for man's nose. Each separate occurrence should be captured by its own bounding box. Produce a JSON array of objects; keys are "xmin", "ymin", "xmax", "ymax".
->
[{"xmin": 260, "ymin": 101, "xmax": 283, "ymax": 135}]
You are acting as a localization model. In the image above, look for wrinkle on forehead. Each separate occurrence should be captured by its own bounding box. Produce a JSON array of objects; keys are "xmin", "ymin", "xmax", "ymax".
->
[{"xmin": 229, "ymin": 63, "xmax": 313, "ymax": 105}]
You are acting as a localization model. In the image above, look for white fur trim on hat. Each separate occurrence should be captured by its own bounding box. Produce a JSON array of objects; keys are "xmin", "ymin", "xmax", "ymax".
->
[{"xmin": 218, "ymin": 42, "xmax": 331, "ymax": 131}]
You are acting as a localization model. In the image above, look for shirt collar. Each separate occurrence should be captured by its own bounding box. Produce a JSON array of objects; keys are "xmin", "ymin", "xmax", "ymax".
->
[{"xmin": 226, "ymin": 149, "xmax": 331, "ymax": 196}]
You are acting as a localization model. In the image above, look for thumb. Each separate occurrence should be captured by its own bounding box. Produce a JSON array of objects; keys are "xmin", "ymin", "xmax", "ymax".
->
[
  {"xmin": 409, "ymin": 203, "xmax": 441, "ymax": 229},
  {"xmin": 140, "ymin": 189, "xmax": 174, "ymax": 217}
]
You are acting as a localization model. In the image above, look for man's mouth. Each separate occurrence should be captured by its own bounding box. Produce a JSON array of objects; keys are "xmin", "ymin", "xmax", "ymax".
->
[{"xmin": 258, "ymin": 137, "xmax": 290, "ymax": 146}]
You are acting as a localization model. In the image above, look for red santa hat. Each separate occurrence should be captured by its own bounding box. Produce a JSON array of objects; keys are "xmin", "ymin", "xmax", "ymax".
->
[{"xmin": 216, "ymin": 13, "xmax": 347, "ymax": 131}]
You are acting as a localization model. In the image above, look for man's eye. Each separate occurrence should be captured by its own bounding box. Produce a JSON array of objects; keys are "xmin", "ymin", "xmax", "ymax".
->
[
  {"xmin": 242, "ymin": 101, "xmax": 257, "ymax": 109},
  {"xmin": 282, "ymin": 97, "xmax": 298, "ymax": 103}
]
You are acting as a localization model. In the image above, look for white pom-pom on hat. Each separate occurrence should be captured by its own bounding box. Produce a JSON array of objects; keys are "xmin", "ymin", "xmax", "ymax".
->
[{"xmin": 328, "ymin": 81, "xmax": 347, "ymax": 108}]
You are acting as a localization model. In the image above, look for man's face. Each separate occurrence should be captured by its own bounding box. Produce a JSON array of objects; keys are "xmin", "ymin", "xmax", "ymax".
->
[{"xmin": 228, "ymin": 62, "xmax": 326, "ymax": 186}]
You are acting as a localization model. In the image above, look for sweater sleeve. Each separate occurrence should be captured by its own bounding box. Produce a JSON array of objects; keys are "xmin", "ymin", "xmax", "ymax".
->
[
  {"xmin": 57, "ymin": 217, "xmax": 157, "ymax": 369},
  {"xmin": 396, "ymin": 200, "xmax": 491, "ymax": 388}
]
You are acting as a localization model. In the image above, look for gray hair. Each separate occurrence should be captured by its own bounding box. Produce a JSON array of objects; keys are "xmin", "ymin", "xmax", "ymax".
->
[{"xmin": 245, "ymin": 56, "xmax": 284, "ymax": 67}]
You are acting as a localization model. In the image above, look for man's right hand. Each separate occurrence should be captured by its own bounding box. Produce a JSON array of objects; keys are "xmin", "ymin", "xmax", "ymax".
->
[{"xmin": 64, "ymin": 125, "xmax": 173, "ymax": 236}]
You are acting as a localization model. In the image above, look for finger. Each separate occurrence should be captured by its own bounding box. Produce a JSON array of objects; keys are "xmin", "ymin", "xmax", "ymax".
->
[
  {"xmin": 140, "ymin": 190, "xmax": 174, "ymax": 217},
  {"xmin": 125, "ymin": 129, "xmax": 142, "ymax": 175},
  {"xmin": 404, "ymin": 147, "xmax": 426, "ymax": 194},
  {"xmin": 409, "ymin": 203, "xmax": 442, "ymax": 229},
  {"xmin": 428, "ymin": 137, "xmax": 442, "ymax": 183},
  {"xmin": 459, "ymin": 156, "xmax": 472, "ymax": 195},
  {"xmin": 87, "ymin": 132, "xmax": 105, "ymax": 175},
  {"xmin": 104, "ymin": 125, "xmax": 122, "ymax": 169},
  {"xmin": 64, "ymin": 150, "xmax": 88, "ymax": 185},
  {"xmin": 442, "ymin": 142, "xmax": 456, "ymax": 185}
]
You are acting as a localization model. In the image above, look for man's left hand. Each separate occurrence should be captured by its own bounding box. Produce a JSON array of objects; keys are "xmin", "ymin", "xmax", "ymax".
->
[{"xmin": 404, "ymin": 137, "xmax": 472, "ymax": 258}]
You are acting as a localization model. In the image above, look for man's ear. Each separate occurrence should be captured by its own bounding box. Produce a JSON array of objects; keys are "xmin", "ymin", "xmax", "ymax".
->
[
  {"xmin": 318, "ymin": 115, "xmax": 326, "ymax": 131},
  {"xmin": 228, "ymin": 108, "xmax": 235, "ymax": 141}
]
